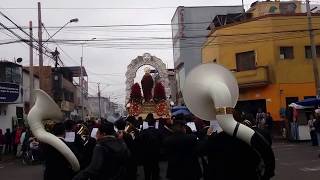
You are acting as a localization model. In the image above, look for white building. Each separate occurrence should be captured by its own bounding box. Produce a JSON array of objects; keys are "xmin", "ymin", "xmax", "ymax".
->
[
  {"xmin": 171, "ymin": 6, "xmax": 243, "ymax": 103},
  {"xmin": 0, "ymin": 62, "xmax": 39, "ymax": 131}
]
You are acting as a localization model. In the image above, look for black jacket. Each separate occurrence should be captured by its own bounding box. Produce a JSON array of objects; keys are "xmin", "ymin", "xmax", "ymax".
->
[
  {"xmin": 73, "ymin": 136, "xmax": 130, "ymax": 180},
  {"xmin": 205, "ymin": 132, "xmax": 261, "ymax": 180},
  {"xmin": 137, "ymin": 127, "xmax": 162, "ymax": 162},
  {"xmin": 43, "ymin": 138, "xmax": 74, "ymax": 180},
  {"xmin": 164, "ymin": 132, "xmax": 202, "ymax": 180}
]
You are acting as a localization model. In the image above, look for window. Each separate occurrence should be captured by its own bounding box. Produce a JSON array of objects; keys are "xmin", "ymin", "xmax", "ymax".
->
[
  {"xmin": 305, "ymin": 46, "xmax": 320, "ymax": 59},
  {"xmin": 236, "ymin": 51, "xmax": 256, "ymax": 71},
  {"xmin": 0, "ymin": 65, "xmax": 22, "ymax": 84},
  {"xmin": 280, "ymin": 46, "xmax": 294, "ymax": 59}
]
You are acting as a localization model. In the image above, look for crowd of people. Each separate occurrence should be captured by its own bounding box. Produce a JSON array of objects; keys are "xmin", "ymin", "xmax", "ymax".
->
[
  {"xmin": 0, "ymin": 111, "xmax": 275, "ymax": 180},
  {"xmin": 0, "ymin": 125, "xmax": 38, "ymax": 163}
]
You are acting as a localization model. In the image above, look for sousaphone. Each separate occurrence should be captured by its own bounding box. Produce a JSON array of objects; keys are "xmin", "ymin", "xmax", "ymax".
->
[
  {"xmin": 183, "ymin": 63, "xmax": 274, "ymax": 178},
  {"xmin": 27, "ymin": 89, "xmax": 80, "ymax": 171}
]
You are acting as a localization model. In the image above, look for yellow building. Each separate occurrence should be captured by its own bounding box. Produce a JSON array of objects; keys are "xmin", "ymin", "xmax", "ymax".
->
[{"xmin": 202, "ymin": 1, "xmax": 320, "ymax": 121}]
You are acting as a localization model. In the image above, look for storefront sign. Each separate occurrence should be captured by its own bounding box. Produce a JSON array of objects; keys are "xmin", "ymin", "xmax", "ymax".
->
[{"xmin": 0, "ymin": 82, "xmax": 21, "ymax": 103}]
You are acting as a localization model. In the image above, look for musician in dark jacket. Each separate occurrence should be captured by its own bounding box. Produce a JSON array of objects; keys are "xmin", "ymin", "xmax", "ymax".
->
[
  {"xmin": 137, "ymin": 113, "xmax": 162, "ymax": 180},
  {"xmin": 115, "ymin": 119, "xmax": 138, "ymax": 180},
  {"xmin": 73, "ymin": 121, "xmax": 130, "ymax": 180},
  {"xmin": 164, "ymin": 120, "xmax": 202, "ymax": 180},
  {"xmin": 204, "ymin": 114, "xmax": 275, "ymax": 180},
  {"xmin": 43, "ymin": 123, "xmax": 75, "ymax": 180}
]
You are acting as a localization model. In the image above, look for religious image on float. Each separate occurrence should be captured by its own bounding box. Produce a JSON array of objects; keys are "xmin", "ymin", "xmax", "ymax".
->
[{"xmin": 127, "ymin": 67, "xmax": 170, "ymax": 119}]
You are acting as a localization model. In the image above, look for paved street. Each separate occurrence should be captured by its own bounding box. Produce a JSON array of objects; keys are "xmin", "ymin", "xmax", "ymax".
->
[{"xmin": 1, "ymin": 141, "xmax": 320, "ymax": 180}]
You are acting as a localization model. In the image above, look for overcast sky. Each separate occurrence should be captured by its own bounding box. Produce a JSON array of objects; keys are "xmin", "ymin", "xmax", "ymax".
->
[{"xmin": 0, "ymin": 0, "xmax": 259, "ymax": 104}]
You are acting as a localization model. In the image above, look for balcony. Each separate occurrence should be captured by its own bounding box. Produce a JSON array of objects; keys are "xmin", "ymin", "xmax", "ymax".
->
[
  {"xmin": 233, "ymin": 66, "xmax": 269, "ymax": 88},
  {"xmin": 60, "ymin": 100, "xmax": 75, "ymax": 112},
  {"xmin": 62, "ymin": 78, "xmax": 76, "ymax": 92}
]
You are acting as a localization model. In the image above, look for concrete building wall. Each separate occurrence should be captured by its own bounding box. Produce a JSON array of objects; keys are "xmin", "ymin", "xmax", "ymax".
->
[
  {"xmin": 202, "ymin": 14, "xmax": 320, "ymax": 121},
  {"xmin": 88, "ymin": 97, "xmax": 117, "ymax": 119},
  {"xmin": 171, "ymin": 6, "xmax": 243, "ymax": 103},
  {"xmin": 0, "ymin": 104, "xmax": 21, "ymax": 131},
  {"xmin": 0, "ymin": 66, "xmax": 39, "ymax": 131},
  {"xmin": 22, "ymin": 70, "xmax": 40, "ymax": 104}
]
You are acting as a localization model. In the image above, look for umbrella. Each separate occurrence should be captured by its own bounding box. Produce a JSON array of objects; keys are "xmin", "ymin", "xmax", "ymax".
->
[
  {"xmin": 288, "ymin": 103, "xmax": 309, "ymax": 110},
  {"xmin": 171, "ymin": 106, "xmax": 189, "ymax": 112},
  {"xmin": 295, "ymin": 98, "xmax": 320, "ymax": 107},
  {"xmin": 172, "ymin": 109, "xmax": 191, "ymax": 116}
]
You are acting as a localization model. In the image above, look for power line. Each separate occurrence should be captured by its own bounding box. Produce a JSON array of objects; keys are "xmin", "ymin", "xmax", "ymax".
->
[
  {"xmin": 0, "ymin": 7, "xmax": 177, "ymax": 10},
  {"xmin": 3, "ymin": 16, "xmax": 320, "ymax": 30},
  {"xmin": 0, "ymin": 10, "xmax": 59, "ymax": 64}
]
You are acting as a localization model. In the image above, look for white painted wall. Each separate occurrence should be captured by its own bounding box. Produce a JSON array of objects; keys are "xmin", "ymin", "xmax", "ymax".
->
[
  {"xmin": 23, "ymin": 71, "xmax": 40, "ymax": 103},
  {"xmin": 0, "ymin": 103, "xmax": 23, "ymax": 131},
  {"xmin": 0, "ymin": 71, "xmax": 39, "ymax": 131}
]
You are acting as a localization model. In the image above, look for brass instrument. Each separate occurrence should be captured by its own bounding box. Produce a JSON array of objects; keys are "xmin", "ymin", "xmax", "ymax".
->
[
  {"xmin": 76, "ymin": 123, "xmax": 90, "ymax": 145},
  {"xmin": 27, "ymin": 89, "xmax": 80, "ymax": 171}
]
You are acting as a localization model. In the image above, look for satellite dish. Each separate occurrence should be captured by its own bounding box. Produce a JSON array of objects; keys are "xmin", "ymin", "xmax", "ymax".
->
[{"xmin": 16, "ymin": 58, "xmax": 23, "ymax": 63}]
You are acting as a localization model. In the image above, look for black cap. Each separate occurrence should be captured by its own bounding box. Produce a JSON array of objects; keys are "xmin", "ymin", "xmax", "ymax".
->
[{"xmin": 99, "ymin": 121, "xmax": 115, "ymax": 135}]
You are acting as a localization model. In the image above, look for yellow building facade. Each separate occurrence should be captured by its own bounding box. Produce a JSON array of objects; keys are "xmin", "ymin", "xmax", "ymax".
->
[{"xmin": 202, "ymin": 13, "xmax": 320, "ymax": 121}]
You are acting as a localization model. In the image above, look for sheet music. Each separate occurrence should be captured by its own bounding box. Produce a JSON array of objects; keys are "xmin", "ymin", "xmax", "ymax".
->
[
  {"xmin": 65, "ymin": 132, "xmax": 75, "ymax": 142},
  {"xmin": 186, "ymin": 122, "xmax": 197, "ymax": 132},
  {"xmin": 210, "ymin": 120, "xmax": 223, "ymax": 133},
  {"xmin": 90, "ymin": 128, "xmax": 98, "ymax": 139},
  {"xmin": 143, "ymin": 121, "xmax": 149, "ymax": 130}
]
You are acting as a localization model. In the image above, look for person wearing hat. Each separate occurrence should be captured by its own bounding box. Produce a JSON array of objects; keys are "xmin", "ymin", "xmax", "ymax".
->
[
  {"xmin": 73, "ymin": 121, "xmax": 130, "ymax": 180},
  {"xmin": 164, "ymin": 119, "xmax": 202, "ymax": 180}
]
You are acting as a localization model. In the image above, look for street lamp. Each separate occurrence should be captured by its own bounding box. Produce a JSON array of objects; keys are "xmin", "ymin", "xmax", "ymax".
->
[
  {"xmin": 80, "ymin": 38, "xmax": 96, "ymax": 121},
  {"xmin": 43, "ymin": 18, "xmax": 79, "ymax": 44}
]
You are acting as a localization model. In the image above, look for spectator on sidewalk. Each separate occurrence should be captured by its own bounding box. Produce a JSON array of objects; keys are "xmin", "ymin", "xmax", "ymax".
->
[
  {"xmin": 0, "ymin": 129, "xmax": 4, "ymax": 160},
  {"xmin": 4, "ymin": 128, "xmax": 12, "ymax": 154},
  {"xmin": 265, "ymin": 112, "xmax": 274, "ymax": 136},
  {"xmin": 308, "ymin": 114, "xmax": 318, "ymax": 146},
  {"xmin": 314, "ymin": 109, "xmax": 320, "ymax": 146},
  {"xmin": 256, "ymin": 108, "xmax": 266, "ymax": 129}
]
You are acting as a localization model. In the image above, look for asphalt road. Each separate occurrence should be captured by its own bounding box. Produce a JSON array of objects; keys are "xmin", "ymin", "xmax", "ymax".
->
[{"xmin": 0, "ymin": 141, "xmax": 320, "ymax": 180}]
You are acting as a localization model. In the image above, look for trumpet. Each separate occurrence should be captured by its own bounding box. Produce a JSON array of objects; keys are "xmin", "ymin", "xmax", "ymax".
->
[{"xmin": 76, "ymin": 123, "xmax": 90, "ymax": 145}]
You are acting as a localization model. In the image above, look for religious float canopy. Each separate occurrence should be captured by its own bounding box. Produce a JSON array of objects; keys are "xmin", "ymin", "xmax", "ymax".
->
[{"xmin": 125, "ymin": 53, "xmax": 171, "ymax": 119}]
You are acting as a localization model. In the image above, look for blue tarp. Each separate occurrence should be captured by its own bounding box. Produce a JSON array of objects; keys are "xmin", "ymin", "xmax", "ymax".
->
[
  {"xmin": 172, "ymin": 109, "xmax": 191, "ymax": 116},
  {"xmin": 295, "ymin": 98, "xmax": 320, "ymax": 107},
  {"xmin": 171, "ymin": 106, "xmax": 189, "ymax": 112}
]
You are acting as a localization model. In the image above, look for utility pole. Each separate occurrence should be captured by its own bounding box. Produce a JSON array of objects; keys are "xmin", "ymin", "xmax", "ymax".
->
[
  {"xmin": 29, "ymin": 21, "xmax": 34, "ymax": 107},
  {"xmin": 37, "ymin": 2, "xmax": 44, "ymax": 89},
  {"xmin": 307, "ymin": 0, "xmax": 320, "ymax": 96},
  {"xmin": 242, "ymin": 0, "xmax": 245, "ymax": 13},
  {"xmin": 80, "ymin": 45, "xmax": 84, "ymax": 121},
  {"xmin": 98, "ymin": 83, "xmax": 101, "ymax": 119}
]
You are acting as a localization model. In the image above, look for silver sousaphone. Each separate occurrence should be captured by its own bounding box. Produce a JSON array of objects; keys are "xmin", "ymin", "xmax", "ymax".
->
[
  {"xmin": 183, "ymin": 63, "xmax": 274, "ymax": 178},
  {"xmin": 27, "ymin": 89, "xmax": 80, "ymax": 171}
]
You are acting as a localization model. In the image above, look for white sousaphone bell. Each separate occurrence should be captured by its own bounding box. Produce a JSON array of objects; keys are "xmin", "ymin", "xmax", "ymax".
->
[
  {"xmin": 183, "ymin": 63, "xmax": 274, "ymax": 177},
  {"xmin": 27, "ymin": 89, "xmax": 80, "ymax": 171}
]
